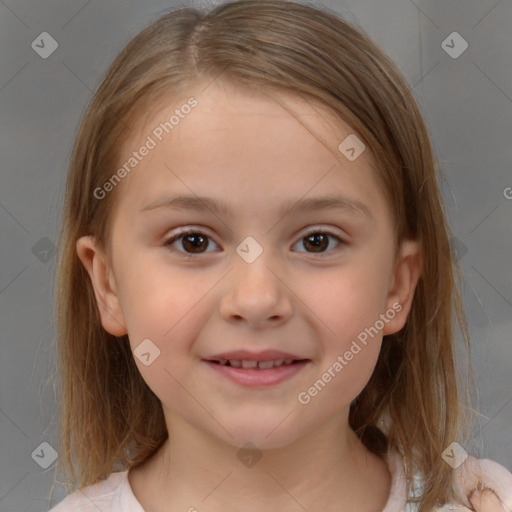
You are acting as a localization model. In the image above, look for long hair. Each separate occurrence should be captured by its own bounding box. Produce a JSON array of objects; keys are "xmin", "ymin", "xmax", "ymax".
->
[{"xmin": 52, "ymin": 1, "xmax": 476, "ymax": 510}]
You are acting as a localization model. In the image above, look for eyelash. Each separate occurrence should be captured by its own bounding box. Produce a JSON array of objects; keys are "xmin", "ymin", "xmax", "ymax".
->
[{"xmin": 163, "ymin": 227, "xmax": 346, "ymax": 258}]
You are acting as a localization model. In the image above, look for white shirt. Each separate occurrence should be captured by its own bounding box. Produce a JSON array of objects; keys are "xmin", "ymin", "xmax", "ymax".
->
[{"xmin": 49, "ymin": 448, "xmax": 512, "ymax": 511}]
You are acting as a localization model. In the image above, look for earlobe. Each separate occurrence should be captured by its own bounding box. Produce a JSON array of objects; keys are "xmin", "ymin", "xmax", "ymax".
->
[
  {"xmin": 382, "ymin": 239, "xmax": 422, "ymax": 336},
  {"xmin": 75, "ymin": 235, "xmax": 128, "ymax": 337}
]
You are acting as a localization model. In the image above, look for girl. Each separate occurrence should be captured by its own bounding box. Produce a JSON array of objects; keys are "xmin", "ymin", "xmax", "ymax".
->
[{"xmin": 49, "ymin": 1, "xmax": 512, "ymax": 511}]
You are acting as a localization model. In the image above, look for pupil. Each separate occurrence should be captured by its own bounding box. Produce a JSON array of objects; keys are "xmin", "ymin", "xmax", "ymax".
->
[
  {"xmin": 184, "ymin": 234, "xmax": 208, "ymax": 253},
  {"xmin": 305, "ymin": 233, "xmax": 327, "ymax": 252}
]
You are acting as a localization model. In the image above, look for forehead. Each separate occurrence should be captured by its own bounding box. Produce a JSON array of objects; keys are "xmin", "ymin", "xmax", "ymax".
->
[
  {"xmin": 126, "ymin": 81, "xmax": 357, "ymax": 156},
  {"xmin": 109, "ymin": 81, "xmax": 385, "ymax": 223}
]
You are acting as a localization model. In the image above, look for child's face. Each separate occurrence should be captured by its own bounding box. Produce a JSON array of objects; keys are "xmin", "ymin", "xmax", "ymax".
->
[{"xmin": 78, "ymin": 81, "xmax": 420, "ymax": 449}]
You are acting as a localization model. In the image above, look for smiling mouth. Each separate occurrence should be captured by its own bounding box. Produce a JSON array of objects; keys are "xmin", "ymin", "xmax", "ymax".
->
[{"xmin": 207, "ymin": 359, "xmax": 309, "ymax": 369}]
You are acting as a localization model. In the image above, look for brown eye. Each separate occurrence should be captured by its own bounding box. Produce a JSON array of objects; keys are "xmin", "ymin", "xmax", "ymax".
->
[
  {"xmin": 164, "ymin": 231, "xmax": 220, "ymax": 255},
  {"xmin": 180, "ymin": 233, "xmax": 209, "ymax": 253},
  {"xmin": 304, "ymin": 233, "xmax": 328, "ymax": 252},
  {"xmin": 293, "ymin": 231, "xmax": 343, "ymax": 254}
]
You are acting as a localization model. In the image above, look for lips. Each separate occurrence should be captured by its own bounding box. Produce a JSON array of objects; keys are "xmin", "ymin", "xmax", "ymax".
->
[
  {"xmin": 204, "ymin": 359, "xmax": 310, "ymax": 387},
  {"xmin": 205, "ymin": 349, "xmax": 305, "ymax": 363},
  {"xmin": 205, "ymin": 350, "xmax": 309, "ymax": 371},
  {"xmin": 203, "ymin": 350, "xmax": 311, "ymax": 386},
  {"xmin": 212, "ymin": 358, "xmax": 299, "ymax": 369}
]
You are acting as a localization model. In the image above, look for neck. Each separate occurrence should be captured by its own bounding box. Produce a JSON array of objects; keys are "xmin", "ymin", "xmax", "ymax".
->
[{"xmin": 130, "ymin": 415, "xmax": 391, "ymax": 512}]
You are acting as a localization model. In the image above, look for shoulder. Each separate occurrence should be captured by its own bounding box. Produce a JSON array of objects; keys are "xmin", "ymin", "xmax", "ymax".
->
[
  {"xmin": 49, "ymin": 471, "xmax": 131, "ymax": 512},
  {"xmin": 383, "ymin": 448, "xmax": 512, "ymax": 512},
  {"xmin": 439, "ymin": 455, "xmax": 512, "ymax": 512}
]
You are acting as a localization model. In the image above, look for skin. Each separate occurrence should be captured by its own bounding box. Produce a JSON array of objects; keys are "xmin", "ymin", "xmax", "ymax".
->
[{"xmin": 77, "ymin": 80, "xmax": 421, "ymax": 512}]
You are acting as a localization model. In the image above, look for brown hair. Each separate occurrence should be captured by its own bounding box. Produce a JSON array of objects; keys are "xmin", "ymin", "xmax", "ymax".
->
[{"xmin": 51, "ymin": 1, "xmax": 477, "ymax": 510}]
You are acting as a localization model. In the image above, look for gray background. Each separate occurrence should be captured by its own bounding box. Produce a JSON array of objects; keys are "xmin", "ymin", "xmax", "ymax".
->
[{"xmin": 1, "ymin": 0, "xmax": 511, "ymax": 510}]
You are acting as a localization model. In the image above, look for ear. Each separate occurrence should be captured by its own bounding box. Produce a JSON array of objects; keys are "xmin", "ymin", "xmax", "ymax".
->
[
  {"xmin": 382, "ymin": 239, "xmax": 422, "ymax": 336},
  {"xmin": 76, "ymin": 235, "xmax": 128, "ymax": 337}
]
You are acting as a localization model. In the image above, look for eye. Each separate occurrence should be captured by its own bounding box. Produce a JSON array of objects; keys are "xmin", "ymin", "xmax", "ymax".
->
[
  {"xmin": 292, "ymin": 230, "xmax": 344, "ymax": 254},
  {"xmin": 164, "ymin": 229, "xmax": 220, "ymax": 256},
  {"xmin": 163, "ymin": 227, "xmax": 345, "ymax": 257}
]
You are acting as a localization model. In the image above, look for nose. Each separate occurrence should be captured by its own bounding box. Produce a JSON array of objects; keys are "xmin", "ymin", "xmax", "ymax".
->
[{"xmin": 219, "ymin": 251, "xmax": 293, "ymax": 329}]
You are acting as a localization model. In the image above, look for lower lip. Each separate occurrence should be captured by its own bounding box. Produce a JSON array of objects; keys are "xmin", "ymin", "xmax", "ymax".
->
[{"xmin": 203, "ymin": 360, "xmax": 310, "ymax": 387}]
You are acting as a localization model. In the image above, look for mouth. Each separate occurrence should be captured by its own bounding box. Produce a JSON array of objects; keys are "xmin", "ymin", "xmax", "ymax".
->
[
  {"xmin": 203, "ymin": 352, "xmax": 311, "ymax": 387},
  {"xmin": 207, "ymin": 358, "xmax": 308, "ymax": 369}
]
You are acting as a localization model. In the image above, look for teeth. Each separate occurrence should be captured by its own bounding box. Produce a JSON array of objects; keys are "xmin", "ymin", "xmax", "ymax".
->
[{"xmin": 215, "ymin": 359, "xmax": 297, "ymax": 369}]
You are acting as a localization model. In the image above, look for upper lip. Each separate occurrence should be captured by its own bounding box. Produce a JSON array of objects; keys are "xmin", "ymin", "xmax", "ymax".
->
[{"xmin": 205, "ymin": 350, "xmax": 307, "ymax": 362}]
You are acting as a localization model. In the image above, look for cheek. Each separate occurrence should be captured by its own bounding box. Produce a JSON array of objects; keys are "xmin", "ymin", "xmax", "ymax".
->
[
  {"xmin": 297, "ymin": 255, "xmax": 391, "ymax": 397},
  {"xmin": 114, "ymin": 261, "xmax": 201, "ymax": 380},
  {"xmin": 309, "ymin": 259, "xmax": 392, "ymax": 338},
  {"xmin": 297, "ymin": 272, "xmax": 386, "ymax": 412},
  {"xmin": 119, "ymin": 252, "xmax": 209, "ymax": 337},
  {"xmin": 118, "ymin": 256, "xmax": 224, "ymax": 355}
]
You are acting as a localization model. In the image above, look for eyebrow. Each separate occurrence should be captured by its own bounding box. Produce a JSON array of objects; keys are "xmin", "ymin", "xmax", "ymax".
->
[{"xmin": 140, "ymin": 193, "xmax": 373, "ymax": 220}]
